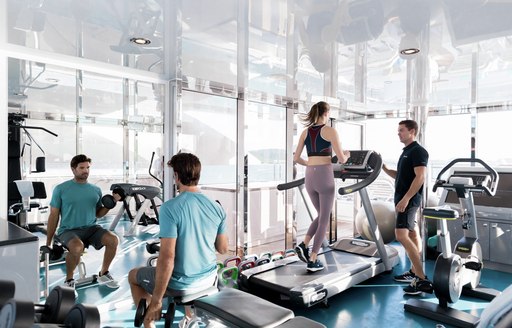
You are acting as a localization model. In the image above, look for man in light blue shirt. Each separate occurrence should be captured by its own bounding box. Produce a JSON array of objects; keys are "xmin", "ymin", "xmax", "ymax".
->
[
  {"xmin": 46, "ymin": 154, "xmax": 120, "ymax": 290},
  {"xmin": 129, "ymin": 152, "xmax": 228, "ymax": 328}
]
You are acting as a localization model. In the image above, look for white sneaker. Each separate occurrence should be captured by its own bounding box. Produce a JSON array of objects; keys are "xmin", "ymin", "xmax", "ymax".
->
[
  {"xmin": 97, "ymin": 271, "xmax": 120, "ymax": 289},
  {"xmin": 65, "ymin": 279, "xmax": 76, "ymax": 288},
  {"xmin": 178, "ymin": 317, "xmax": 189, "ymax": 328},
  {"xmin": 178, "ymin": 316, "xmax": 198, "ymax": 328},
  {"xmin": 64, "ymin": 279, "xmax": 78, "ymax": 298}
]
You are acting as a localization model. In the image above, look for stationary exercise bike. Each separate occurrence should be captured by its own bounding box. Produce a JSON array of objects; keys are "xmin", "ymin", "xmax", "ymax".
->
[{"xmin": 405, "ymin": 158, "xmax": 501, "ymax": 327}]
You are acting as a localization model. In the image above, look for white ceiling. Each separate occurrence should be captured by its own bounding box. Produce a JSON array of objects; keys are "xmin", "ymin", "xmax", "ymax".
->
[{"xmin": 6, "ymin": 0, "xmax": 512, "ymax": 113}]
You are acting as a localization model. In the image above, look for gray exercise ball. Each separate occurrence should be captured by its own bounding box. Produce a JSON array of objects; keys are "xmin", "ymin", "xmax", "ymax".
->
[{"xmin": 355, "ymin": 200, "xmax": 396, "ymax": 244}]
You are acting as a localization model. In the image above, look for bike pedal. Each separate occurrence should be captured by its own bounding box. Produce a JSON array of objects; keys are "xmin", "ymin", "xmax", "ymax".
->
[{"xmin": 464, "ymin": 261, "xmax": 482, "ymax": 271}]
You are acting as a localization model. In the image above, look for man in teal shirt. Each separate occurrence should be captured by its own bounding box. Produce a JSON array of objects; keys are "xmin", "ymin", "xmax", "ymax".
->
[
  {"xmin": 129, "ymin": 152, "xmax": 229, "ymax": 328},
  {"xmin": 46, "ymin": 154, "xmax": 120, "ymax": 290}
]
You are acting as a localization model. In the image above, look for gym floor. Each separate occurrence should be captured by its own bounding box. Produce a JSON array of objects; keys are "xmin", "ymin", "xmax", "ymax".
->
[{"xmin": 38, "ymin": 216, "xmax": 512, "ymax": 328}]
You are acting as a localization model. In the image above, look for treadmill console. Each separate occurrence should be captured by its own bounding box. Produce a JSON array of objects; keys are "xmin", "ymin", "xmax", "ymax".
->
[
  {"xmin": 450, "ymin": 173, "xmax": 491, "ymax": 189},
  {"xmin": 336, "ymin": 150, "xmax": 372, "ymax": 170}
]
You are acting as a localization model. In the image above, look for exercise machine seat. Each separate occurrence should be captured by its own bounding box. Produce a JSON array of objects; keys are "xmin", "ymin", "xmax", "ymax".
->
[
  {"xmin": 110, "ymin": 183, "xmax": 160, "ymax": 199},
  {"xmin": 478, "ymin": 284, "xmax": 512, "ymax": 328},
  {"xmin": 172, "ymin": 286, "xmax": 219, "ymax": 304},
  {"xmin": 8, "ymin": 181, "xmax": 47, "ymax": 201},
  {"xmin": 194, "ymin": 288, "xmax": 294, "ymax": 328},
  {"xmin": 423, "ymin": 207, "xmax": 458, "ymax": 220}
]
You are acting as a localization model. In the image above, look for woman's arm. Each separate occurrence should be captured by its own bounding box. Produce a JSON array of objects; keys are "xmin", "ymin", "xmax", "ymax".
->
[
  {"xmin": 327, "ymin": 127, "xmax": 350, "ymax": 163},
  {"xmin": 293, "ymin": 129, "xmax": 308, "ymax": 166}
]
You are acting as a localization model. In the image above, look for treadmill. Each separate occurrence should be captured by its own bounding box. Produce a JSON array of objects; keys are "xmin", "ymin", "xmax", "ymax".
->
[{"xmin": 238, "ymin": 150, "xmax": 399, "ymax": 307}]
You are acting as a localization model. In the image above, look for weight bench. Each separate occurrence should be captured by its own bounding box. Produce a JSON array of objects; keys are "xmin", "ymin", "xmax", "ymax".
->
[
  {"xmin": 108, "ymin": 183, "xmax": 161, "ymax": 236},
  {"xmin": 190, "ymin": 288, "xmax": 326, "ymax": 328},
  {"xmin": 52, "ymin": 238, "xmax": 98, "ymax": 288},
  {"xmin": 138, "ymin": 286, "xmax": 325, "ymax": 328}
]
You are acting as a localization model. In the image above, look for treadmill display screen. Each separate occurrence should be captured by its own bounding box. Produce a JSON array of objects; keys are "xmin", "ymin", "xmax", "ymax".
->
[{"xmin": 443, "ymin": 171, "xmax": 512, "ymax": 209}]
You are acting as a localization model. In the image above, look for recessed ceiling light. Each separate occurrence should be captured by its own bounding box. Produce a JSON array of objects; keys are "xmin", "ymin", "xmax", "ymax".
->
[
  {"xmin": 400, "ymin": 48, "xmax": 420, "ymax": 55},
  {"xmin": 130, "ymin": 37, "xmax": 151, "ymax": 45},
  {"xmin": 45, "ymin": 78, "xmax": 59, "ymax": 83},
  {"xmin": 399, "ymin": 34, "xmax": 420, "ymax": 57}
]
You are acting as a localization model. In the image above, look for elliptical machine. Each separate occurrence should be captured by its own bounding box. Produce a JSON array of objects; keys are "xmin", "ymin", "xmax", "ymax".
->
[{"xmin": 405, "ymin": 158, "xmax": 501, "ymax": 328}]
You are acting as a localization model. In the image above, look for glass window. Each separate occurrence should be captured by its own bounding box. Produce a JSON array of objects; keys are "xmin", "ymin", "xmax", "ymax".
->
[
  {"xmin": 179, "ymin": 91, "xmax": 237, "ymax": 185},
  {"xmin": 82, "ymin": 73, "xmax": 123, "ymax": 119},
  {"xmin": 246, "ymin": 102, "xmax": 286, "ymax": 183},
  {"xmin": 246, "ymin": 102, "xmax": 286, "ymax": 251},
  {"xmin": 364, "ymin": 118, "xmax": 403, "ymax": 165},
  {"xmin": 81, "ymin": 124, "xmax": 123, "ymax": 191},
  {"xmin": 425, "ymin": 114, "xmax": 472, "ymax": 176},
  {"xmin": 476, "ymin": 111, "xmax": 512, "ymax": 166},
  {"xmin": 179, "ymin": 90, "xmax": 237, "ymax": 252},
  {"xmin": 18, "ymin": 61, "xmax": 77, "ymax": 116}
]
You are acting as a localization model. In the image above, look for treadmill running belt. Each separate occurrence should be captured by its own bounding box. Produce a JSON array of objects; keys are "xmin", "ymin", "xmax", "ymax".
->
[{"xmin": 247, "ymin": 249, "xmax": 380, "ymax": 295}]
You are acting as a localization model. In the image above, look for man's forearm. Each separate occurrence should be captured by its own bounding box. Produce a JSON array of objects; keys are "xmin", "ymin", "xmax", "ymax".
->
[
  {"xmin": 46, "ymin": 215, "xmax": 58, "ymax": 246},
  {"xmin": 382, "ymin": 164, "xmax": 396, "ymax": 179},
  {"xmin": 152, "ymin": 257, "xmax": 174, "ymax": 302}
]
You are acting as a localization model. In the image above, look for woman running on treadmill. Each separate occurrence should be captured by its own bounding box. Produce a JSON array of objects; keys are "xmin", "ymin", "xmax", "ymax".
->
[{"xmin": 293, "ymin": 101, "xmax": 350, "ymax": 272}]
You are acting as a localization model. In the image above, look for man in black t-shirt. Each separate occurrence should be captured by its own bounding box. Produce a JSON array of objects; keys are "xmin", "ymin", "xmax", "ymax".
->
[{"xmin": 382, "ymin": 119, "xmax": 433, "ymax": 295}]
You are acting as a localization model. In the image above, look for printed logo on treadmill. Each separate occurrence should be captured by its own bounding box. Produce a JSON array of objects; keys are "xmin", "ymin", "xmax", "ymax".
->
[
  {"xmin": 351, "ymin": 240, "xmax": 370, "ymax": 247},
  {"xmin": 311, "ymin": 291, "xmax": 327, "ymax": 303}
]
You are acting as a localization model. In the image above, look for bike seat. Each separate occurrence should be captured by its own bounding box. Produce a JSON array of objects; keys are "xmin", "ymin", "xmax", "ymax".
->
[{"xmin": 423, "ymin": 206, "xmax": 459, "ymax": 220}]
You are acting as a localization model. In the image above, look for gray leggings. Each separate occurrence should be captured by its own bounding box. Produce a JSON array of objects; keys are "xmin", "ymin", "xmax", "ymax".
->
[{"xmin": 305, "ymin": 164, "xmax": 335, "ymax": 254}]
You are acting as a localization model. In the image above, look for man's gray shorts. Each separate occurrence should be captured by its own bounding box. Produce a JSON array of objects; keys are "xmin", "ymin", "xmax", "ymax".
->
[
  {"xmin": 57, "ymin": 225, "xmax": 107, "ymax": 250},
  {"xmin": 136, "ymin": 266, "xmax": 217, "ymax": 298}
]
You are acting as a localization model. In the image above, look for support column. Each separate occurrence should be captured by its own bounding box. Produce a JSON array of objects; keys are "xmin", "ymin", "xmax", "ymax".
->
[
  {"xmin": 0, "ymin": 0, "xmax": 7, "ymax": 217},
  {"xmin": 470, "ymin": 50, "xmax": 479, "ymax": 160},
  {"xmin": 284, "ymin": 5, "xmax": 298, "ymax": 250},
  {"xmin": 408, "ymin": 25, "xmax": 431, "ymax": 267},
  {"xmin": 162, "ymin": 0, "xmax": 182, "ymax": 200},
  {"xmin": 354, "ymin": 43, "xmax": 367, "ymax": 104},
  {"xmin": 236, "ymin": 0, "xmax": 249, "ymax": 256}
]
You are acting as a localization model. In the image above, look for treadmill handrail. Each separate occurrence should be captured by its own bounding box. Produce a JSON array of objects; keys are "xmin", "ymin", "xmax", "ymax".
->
[
  {"xmin": 277, "ymin": 150, "xmax": 382, "ymax": 194},
  {"xmin": 277, "ymin": 178, "xmax": 304, "ymax": 191},
  {"xmin": 338, "ymin": 151, "xmax": 382, "ymax": 195},
  {"xmin": 432, "ymin": 158, "xmax": 499, "ymax": 196}
]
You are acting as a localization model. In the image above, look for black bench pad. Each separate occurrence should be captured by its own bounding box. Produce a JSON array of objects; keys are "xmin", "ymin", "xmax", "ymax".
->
[{"xmin": 194, "ymin": 288, "xmax": 294, "ymax": 328}]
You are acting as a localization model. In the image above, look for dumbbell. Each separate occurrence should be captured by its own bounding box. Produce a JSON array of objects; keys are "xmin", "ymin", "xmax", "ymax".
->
[
  {"xmin": 134, "ymin": 298, "xmax": 173, "ymax": 328},
  {"xmin": 285, "ymin": 249, "xmax": 297, "ymax": 258},
  {"xmin": 40, "ymin": 243, "xmax": 65, "ymax": 262},
  {"xmin": 101, "ymin": 194, "xmax": 117, "ymax": 209},
  {"xmin": 237, "ymin": 259, "xmax": 256, "ymax": 272},
  {"xmin": 0, "ymin": 300, "xmax": 100, "ymax": 328},
  {"xmin": 145, "ymin": 240, "xmax": 161, "ymax": 254},
  {"xmin": 36, "ymin": 285, "xmax": 76, "ymax": 323},
  {"xmin": 218, "ymin": 266, "xmax": 238, "ymax": 289},
  {"xmin": 0, "ymin": 282, "xmax": 75, "ymax": 324},
  {"xmin": 222, "ymin": 255, "xmax": 241, "ymax": 268},
  {"xmin": 271, "ymin": 250, "xmax": 285, "ymax": 261}
]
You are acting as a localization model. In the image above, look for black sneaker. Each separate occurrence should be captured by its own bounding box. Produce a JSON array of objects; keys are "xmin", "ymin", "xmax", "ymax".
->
[
  {"xmin": 295, "ymin": 242, "xmax": 310, "ymax": 263},
  {"xmin": 307, "ymin": 259, "xmax": 324, "ymax": 272},
  {"xmin": 394, "ymin": 269, "xmax": 416, "ymax": 283},
  {"xmin": 403, "ymin": 277, "xmax": 434, "ymax": 295}
]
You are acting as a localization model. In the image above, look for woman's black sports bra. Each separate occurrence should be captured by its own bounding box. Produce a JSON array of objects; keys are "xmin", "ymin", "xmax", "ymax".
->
[{"xmin": 305, "ymin": 125, "xmax": 332, "ymax": 156}]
